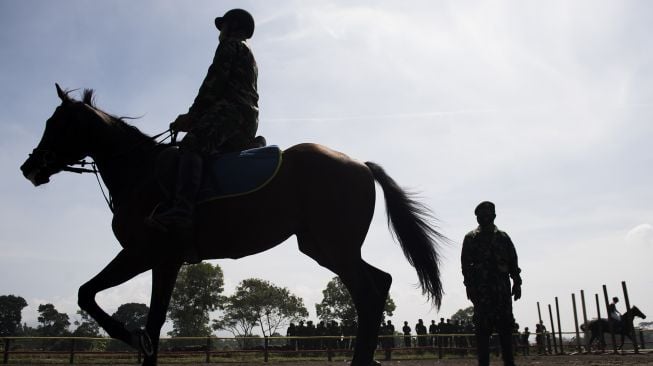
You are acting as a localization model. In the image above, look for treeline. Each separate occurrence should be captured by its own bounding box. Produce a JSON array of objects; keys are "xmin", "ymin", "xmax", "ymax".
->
[{"xmin": 0, "ymin": 263, "xmax": 397, "ymax": 344}]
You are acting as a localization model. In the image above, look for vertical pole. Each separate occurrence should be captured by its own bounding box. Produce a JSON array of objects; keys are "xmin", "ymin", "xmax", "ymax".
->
[
  {"xmin": 548, "ymin": 304, "xmax": 558, "ymax": 354},
  {"xmin": 3, "ymin": 339, "xmax": 10, "ymax": 364},
  {"xmin": 555, "ymin": 297, "xmax": 564, "ymax": 354},
  {"xmin": 537, "ymin": 302, "xmax": 544, "ymax": 354},
  {"xmin": 69, "ymin": 338, "xmax": 76, "ymax": 364},
  {"xmin": 622, "ymin": 281, "xmax": 639, "ymax": 353},
  {"xmin": 580, "ymin": 290, "xmax": 589, "ymax": 352},
  {"xmin": 572, "ymin": 294, "xmax": 582, "ymax": 353},
  {"xmin": 205, "ymin": 336, "xmax": 211, "ymax": 363},
  {"xmin": 602, "ymin": 285, "xmax": 618, "ymax": 354},
  {"xmin": 595, "ymin": 293, "xmax": 604, "ymax": 352},
  {"xmin": 264, "ymin": 336, "xmax": 269, "ymax": 362}
]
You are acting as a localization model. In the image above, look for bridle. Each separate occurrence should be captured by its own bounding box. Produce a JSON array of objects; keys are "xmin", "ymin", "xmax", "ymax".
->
[{"xmin": 31, "ymin": 128, "xmax": 176, "ymax": 213}]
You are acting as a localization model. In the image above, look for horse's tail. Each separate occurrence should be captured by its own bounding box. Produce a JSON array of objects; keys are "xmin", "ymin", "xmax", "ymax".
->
[{"xmin": 365, "ymin": 161, "xmax": 447, "ymax": 309}]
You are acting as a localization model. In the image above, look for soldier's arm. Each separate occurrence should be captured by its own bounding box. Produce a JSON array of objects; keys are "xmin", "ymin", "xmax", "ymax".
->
[
  {"xmin": 505, "ymin": 233, "xmax": 522, "ymax": 286},
  {"xmin": 461, "ymin": 234, "xmax": 473, "ymax": 288},
  {"xmin": 187, "ymin": 40, "xmax": 238, "ymax": 120}
]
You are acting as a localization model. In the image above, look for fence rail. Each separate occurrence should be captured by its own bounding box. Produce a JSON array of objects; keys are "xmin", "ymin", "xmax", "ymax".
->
[{"xmin": 1, "ymin": 330, "xmax": 651, "ymax": 364}]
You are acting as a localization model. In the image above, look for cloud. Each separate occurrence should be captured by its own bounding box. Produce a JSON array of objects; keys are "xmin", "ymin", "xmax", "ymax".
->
[{"xmin": 625, "ymin": 224, "xmax": 653, "ymax": 247}]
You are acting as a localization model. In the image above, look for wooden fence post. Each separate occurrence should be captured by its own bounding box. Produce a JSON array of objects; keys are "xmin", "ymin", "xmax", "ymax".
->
[
  {"xmin": 602, "ymin": 285, "xmax": 618, "ymax": 354},
  {"xmin": 622, "ymin": 281, "xmax": 639, "ymax": 353},
  {"xmin": 264, "ymin": 336, "xmax": 269, "ymax": 362},
  {"xmin": 69, "ymin": 338, "xmax": 76, "ymax": 364},
  {"xmin": 555, "ymin": 297, "xmax": 564, "ymax": 354},
  {"xmin": 205, "ymin": 336, "xmax": 211, "ymax": 363},
  {"xmin": 548, "ymin": 304, "xmax": 558, "ymax": 354},
  {"xmin": 3, "ymin": 339, "xmax": 10, "ymax": 364},
  {"xmin": 595, "ymin": 293, "xmax": 604, "ymax": 352},
  {"xmin": 580, "ymin": 290, "xmax": 589, "ymax": 352},
  {"xmin": 572, "ymin": 293, "xmax": 582, "ymax": 353}
]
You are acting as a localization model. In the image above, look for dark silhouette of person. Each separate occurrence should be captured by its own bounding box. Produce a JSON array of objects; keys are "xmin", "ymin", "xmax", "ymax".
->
[
  {"xmin": 462, "ymin": 201, "xmax": 522, "ymax": 366},
  {"xmin": 286, "ymin": 322, "xmax": 297, "ymax": 349},
  {"xmin": 521, "ymin": 327, "xmax": 530, "ymax": 355},
  {"xmin": 146, "ymin": 9, "xmax": 259, "ymax": 250},
  {"xmin": 416, "ymin": 319, "xmax": 427, "ymax": 347},
  {"xmin": 429, "ymin": 320, "xmax": 437, "ymax": 346},
  {"xmin": 608, "ymin": 297, "xmax": 622, "ymax": 322},
  {"xmin": 402, "ymin": 321, "xmax": 412, "ymax": 347},
  {"xmin": 386, "ymin": 320, "xmax": 395, "ymax": 348}
]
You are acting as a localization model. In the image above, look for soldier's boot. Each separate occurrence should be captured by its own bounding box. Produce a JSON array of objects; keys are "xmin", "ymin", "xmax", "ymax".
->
[{"xmin": 145, "ymin": 149, "xmax": 203, "ymax": 262}]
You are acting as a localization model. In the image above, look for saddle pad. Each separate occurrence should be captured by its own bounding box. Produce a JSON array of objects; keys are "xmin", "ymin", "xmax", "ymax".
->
[{"xmin": 197, "ymin": 145, "xmax": 282, "ymax": 202}]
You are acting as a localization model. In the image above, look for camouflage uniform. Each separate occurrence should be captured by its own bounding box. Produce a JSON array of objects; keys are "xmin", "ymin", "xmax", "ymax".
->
[
  {"xmin": 182, "ymin": 38, "xmax": 259, "ymax": 154},
  {"xmin": 461, "ymin": 225, "xmax": 521, "ymax": 366}
]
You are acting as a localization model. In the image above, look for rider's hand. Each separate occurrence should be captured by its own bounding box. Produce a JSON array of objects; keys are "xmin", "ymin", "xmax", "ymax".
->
[
  {"xmin": 512, "ymin": 284, "xmax": 522, "ymax": 301},
  {"xmin": 170, "ymin": 114, "xmax": 191, "ymax": 132}
]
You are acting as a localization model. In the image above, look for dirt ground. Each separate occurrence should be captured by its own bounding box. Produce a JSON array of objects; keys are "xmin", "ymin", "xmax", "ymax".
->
[
  {"xmin": 209, "ymin": 353, "xmax": 653, "ymax": 366},
  {"xmin": 13, "ymin": 353, "xmax": 653, "ymax": 366}
]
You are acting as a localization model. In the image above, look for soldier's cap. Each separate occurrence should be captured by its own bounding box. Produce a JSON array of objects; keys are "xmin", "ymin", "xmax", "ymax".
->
[
  {"xmin": 474, "ymin": 201, "xmax": 495, "ymax": 216},
  {"xmin": 215, "ymin": 9, "xmax": 255, "ymax": 39}
]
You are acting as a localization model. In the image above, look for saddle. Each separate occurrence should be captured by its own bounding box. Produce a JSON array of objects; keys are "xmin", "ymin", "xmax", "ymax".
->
[{"xmin": 154, "ymin": 143, "xmax": 282, "ymax": 203}]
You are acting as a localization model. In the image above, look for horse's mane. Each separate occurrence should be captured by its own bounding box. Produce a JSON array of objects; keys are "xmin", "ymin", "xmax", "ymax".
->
[{"xmin": 79, "ymin": 89, "xmax": 157, "ymax": 148}]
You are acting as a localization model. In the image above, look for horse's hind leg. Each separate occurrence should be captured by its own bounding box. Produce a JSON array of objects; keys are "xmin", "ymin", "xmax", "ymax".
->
[
  {"xmin": 340, "ymin": 261, "xmax": 391, "ymax": 365},
  {"xmin": 305, "ymin": 243, "xmax": 391, "ymax": 366}
]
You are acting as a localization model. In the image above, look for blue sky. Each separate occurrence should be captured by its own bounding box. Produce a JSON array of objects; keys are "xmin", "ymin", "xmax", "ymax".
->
[{"xmin": 1, "ymin": 0, "xmax": 652, "ymax": 336}]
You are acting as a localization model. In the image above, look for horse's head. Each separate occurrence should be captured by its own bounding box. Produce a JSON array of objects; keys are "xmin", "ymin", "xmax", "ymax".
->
[
  {"xmin": 21, "ymin": 84, "xmax": 97, "ymax": 186},
  {"xmin": 631, "ymin": 305, "xmax": 647, "ymax": 320}
]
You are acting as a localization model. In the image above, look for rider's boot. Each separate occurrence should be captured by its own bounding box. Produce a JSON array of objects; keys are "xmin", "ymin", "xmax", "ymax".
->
[{"xmin": 145, "ymin": 149, "xmax": 203, "ymax": 262}]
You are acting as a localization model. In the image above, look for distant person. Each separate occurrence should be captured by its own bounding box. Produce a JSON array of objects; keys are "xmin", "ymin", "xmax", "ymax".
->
[
  {"xmin": 402, "ymin": 321, "xmax": 412, "ymax": 347},
  {"xmin": 521, "ymin": 327, "xmax": 530, "ymax": 355},
  {"xmin": 429, "ymin": 320, "xmax": 438, "ymax": 346},
  {"xmin": 462, "ymin": 201, "xmax": 522, "ymax": 366},
  {"xmin": 608, "ymin": 297, "xmax": 622, "ymax": 323},
  {"xmin": 146, "ymin": 9, "xmax": 260, "ymax": 251},
  {"xmin": 416, "ymin": 319, "xmax": 427, "ymax": 347}
]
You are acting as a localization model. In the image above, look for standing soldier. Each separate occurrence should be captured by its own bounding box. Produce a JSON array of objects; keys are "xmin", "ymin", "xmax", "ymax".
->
[
  {"xmin": 429, "ymin": 320, "xmax": 438, "ymax": 347},
  {"xmin": 416, "ymin": 319, "xmax": 427, "ymax": 347},
  {"xmin": 402, "ymin": 321, "xmax": 412, "ymax": 348},
  {"xmin": 462, "ymin": 201, "xmax": 522, "ymax": 366}
]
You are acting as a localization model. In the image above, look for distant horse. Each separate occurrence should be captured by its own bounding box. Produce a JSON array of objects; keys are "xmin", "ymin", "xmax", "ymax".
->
[
  {"xmin": 581, "ymin": 306, "xmax": 646, "ymax": 350},
  {"xmin": 20, "ymin": 84, "xmax": 446, "ymax": 366}
]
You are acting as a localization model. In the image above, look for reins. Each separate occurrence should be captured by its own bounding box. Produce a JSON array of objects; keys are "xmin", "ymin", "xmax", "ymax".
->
[{"xmin": 63, "ymin": 128, "xmax": 175, "ymax": 213}]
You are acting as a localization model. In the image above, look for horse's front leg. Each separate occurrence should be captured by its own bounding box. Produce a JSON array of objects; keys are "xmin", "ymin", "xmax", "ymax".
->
[
  {"xmin": 142, "ymin": 261, "xmax": 182, "ymax": 366},
  {"xmin": 78, "ymin": 249, "xmax": 153, "ymax": 348}
]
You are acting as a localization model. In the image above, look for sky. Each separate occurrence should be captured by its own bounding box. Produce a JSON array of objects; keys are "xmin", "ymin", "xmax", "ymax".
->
[{"xmin": 1, "ymin": 0, "xmax": 652, "ymax": 338}]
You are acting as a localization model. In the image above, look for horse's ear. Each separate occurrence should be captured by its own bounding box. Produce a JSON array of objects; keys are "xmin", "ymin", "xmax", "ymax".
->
[{"xmin": 55, "ymin": 83, "xmax": 70, "ymax": 104}]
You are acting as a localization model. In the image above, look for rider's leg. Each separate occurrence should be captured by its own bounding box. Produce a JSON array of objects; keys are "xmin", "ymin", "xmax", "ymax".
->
[{"xmin": 147, "ymin": 134, "xmax": 203, "ymax": 232}]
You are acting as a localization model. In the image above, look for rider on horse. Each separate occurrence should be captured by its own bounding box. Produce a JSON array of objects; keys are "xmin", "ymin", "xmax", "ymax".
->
[{"xmin": 146, "ymin": 9, "xmax": 259, "ymax": 241}]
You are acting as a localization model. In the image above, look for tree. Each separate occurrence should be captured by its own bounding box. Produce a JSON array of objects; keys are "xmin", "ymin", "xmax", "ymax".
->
[
  {"xmin": 73, "ymin": 309, "xmax": 101, "ymax": 337},
  {"xmin": 450, "ymin": 306, "xmax": 474, "ymax": 325},
  {"xmin": 168, "ymin": 262, "xmax": 224, "ymax": 337},
  {"xmin": 73, "ymin": 309, "xmax": 103, "ymax": 351},
  {"xmin": 0, "ymin": 295, "xmax": 28, "ymax": 336},
  {"xmin": 37, "ymin": 303, "xmax": 70, "ymax": 336},
  {"xmin": 111, "ymin": 303, "xmax": 149, "ymax": 331},
  {"xmin": 213, "ymin": 278, "xmax": 308, "ymax": 338},
  {"xmin": 315, "ymin": 277, "xmax": 396, "ymax": 325}
]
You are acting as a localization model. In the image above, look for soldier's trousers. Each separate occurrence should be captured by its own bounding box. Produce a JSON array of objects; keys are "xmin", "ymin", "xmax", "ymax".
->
[{"xmin": 473, "ymin": 303, "xmax": 515, "ymax": 366}]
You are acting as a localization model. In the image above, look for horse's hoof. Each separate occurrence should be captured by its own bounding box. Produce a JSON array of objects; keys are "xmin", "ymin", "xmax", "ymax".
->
[{"xmin": 131, "ymin": 330, "xmax": 154, "ymax": 357}]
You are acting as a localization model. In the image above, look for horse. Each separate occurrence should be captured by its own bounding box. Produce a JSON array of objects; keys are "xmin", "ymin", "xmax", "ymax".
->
[
  {"xmin": 581, "ymin": 305, "xmax": 646, "ymax": 350},
  {"xmin": 20, "ymin": 84, "xmax": 446, "ymax": 366}
]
